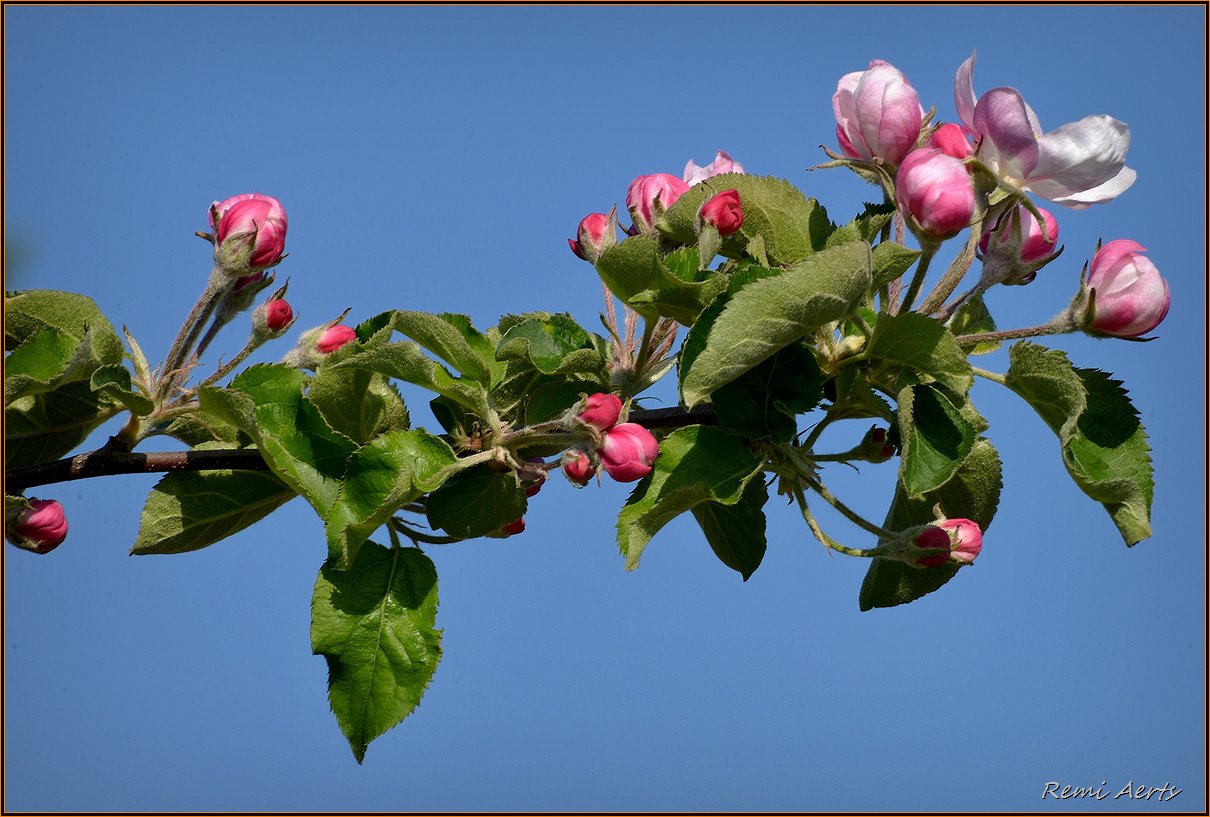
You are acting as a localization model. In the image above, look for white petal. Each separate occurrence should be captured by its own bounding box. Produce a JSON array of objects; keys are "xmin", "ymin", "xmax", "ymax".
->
[{"xmin": 1025, "ymin": 115, "xmax": 1134, "ymax": 206}]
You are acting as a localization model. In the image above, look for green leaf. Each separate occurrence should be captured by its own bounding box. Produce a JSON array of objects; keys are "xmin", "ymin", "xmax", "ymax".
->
[
  {"xmin": 495, "ymin": 314, "xmax": 603, "ymax": 375},
  {"xmin": 388, "ymin": 311, "xmax": 497, "ymax": 385},
  {"xmin": 425, "ymin": 464, "xmax": 526, "ymax": 540},
  {"xmin": 896, "ymin": 383, "xmax": 975, "ymax": 498},
  {"xmin": 4, "ymin": 380, "xmax": 118, "ymax": 469},
  {"xmin": 617, "ymin": 426, "xmax": 764, "ymax": 570},
  {"xmin": 711, "ymin": 342, "xmax": 824, "ymax": 443},
  {"xmin": 90, "ymin": 364, "xmax": 154, "ymax": 416},
  {"xmin": 859, "ymin": 438, "xmax": 1003, "ymax": 611},
  {"xmin": 5, "ymin": 323, "xmax": 125, "ymax": 403},
  {"xmin": 680, "ymin": 241, "xmax": 873, "ymax": 407},
  {"xmin": 691, "ymin": 479, "xmax": 769, "ymax": 580},
  {"xmin": 4, "ymin": 289, "xmax": 123, "ymax": 361},
  {"xmin": 153, "ymin": 412, "xmax": 245, "ymax": 447},
  {"xmin": 311, "ymin": 542, "xmax": 442, "ymax": 763},
  {"xmin": 332, "ymin": 341, "xmax": 491, "ymax": 417},
  {"xmin": 948, "ymin": 294, "xmax": 1000, "ymax": 355},
  {"xmin": 132, "ymin": 458, "xmax": 296, "ymax": 555},
  {"xmin": 309, "ymin": 367, "xmax": 409, "ymax": 445},
  {"xmin": 1005, "ymin": 342, "xmax": 1153, "ymax": 545},
  {"xmin": 866, "ymin": 311, "xmax": 973, "ymax": 397},
  {"xmin": 659, "ymin": 174, "xmax": 833, "ymax": 266},
  {"xmin": 594, "ymin": 235, "xmax": 728, "ymax": 325},
  {"xmin": 325, "ymin": 429, "xmax": 458, "ymax": 565},
  {"xmin": 523, "ymin": 378, "xmax": 605, "ymax": 425},
  {"xmin": 824, "ymin": 201, "xmax": 896, "ymax": 247},
  {"xmin": 870, "ymin": 241, "xmax": 922, "ymax": 290}
]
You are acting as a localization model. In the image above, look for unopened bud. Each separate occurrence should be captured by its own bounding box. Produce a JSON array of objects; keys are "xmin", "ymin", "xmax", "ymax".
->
[
  {"xmin": 563, "ymin": 450, "xmax": 595, "ymax": 486},
  {"xmin": 599, "ymin": 423, "xmax": 659, "ymax": 483},
  {"xmin": 576, "ymin": 392, "xmax": 623, "ymax": 433},
  {"xmin": 6, "ymin": 498, "xmax": 68, "ymax": 554}
]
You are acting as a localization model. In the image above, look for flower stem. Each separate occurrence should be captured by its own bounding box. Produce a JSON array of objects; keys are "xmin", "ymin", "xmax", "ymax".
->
[
  {"xmin": 971, "ymin": 366, "xmax": 1007, "ymax": 385},
  {"xmin": 896, "ymin": 244, "xmax": 937, "ymax": 315},
  {"xmin": 955, "ymin": 313, "xmax": 1076, "ymax": 345},
  {"xmin": 794, "ymin": 487, "xmax": 894, "ymax": 558},
  {"xmin": 916, "ymin": 211, "xmax": 983, "ymax": 316},
  {"xmin": 804, "ymin": 477, "xmax": 897, "ymax": 539},
  {"xmin": 156, "ymin": 267, "xmax": 228, "ymax": 402}
]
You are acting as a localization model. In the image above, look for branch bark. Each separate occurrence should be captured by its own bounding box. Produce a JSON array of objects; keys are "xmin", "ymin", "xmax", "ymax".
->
[{"xmin": 5, "ymin": 405, "xmax": 718, "ymax": 492}]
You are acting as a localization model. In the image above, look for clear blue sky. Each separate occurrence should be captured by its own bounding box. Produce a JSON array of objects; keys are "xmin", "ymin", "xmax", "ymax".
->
[{"xmin": 4, "ymin": 5, "xmax": 1205, "ymax": 811}]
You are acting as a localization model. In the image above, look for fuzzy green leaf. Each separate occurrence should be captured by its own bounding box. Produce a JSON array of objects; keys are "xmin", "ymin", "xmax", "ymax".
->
[
  {"xmin": 870, "ymin": 241, "xmax": 922, "ymax": 290},
  {"xmin": 617, "ymin": 426, "xmax": 764, "ymax": 570},
  {"xmin": 132, "ymin": 458, "xmax": 295, "ymax": 555},
  {"xmin": 425, "ymin": 464, "xmax": 526, "ymax": 540},
  {"xmin": 659, "ymin": 174, "xmax": 833, "ymax": 266},
  {"xmin": 896, "ymin": 383, "xmax": 976, "ymax": 498},
  {"xmin": 495, "ymin": 314, "xmax": 604, "ymax": 375},
  {"xmin": 331, "ymin": 341, "xmax": 491, "ymax": 417},
  {"xmin": 680, "ymin": 241, "xmax": 872, "ymax": 407},
  {"xmin": 4, "ymin": 381, "xmax": 118, "ymax": 469},
  {"xmin": 690, "ymin": 479, "xmax": 769, "ymax": 580},
  {"xmin": 711, "ymin": 342, "xmax": 824, "ymax": 443},
  {"xmin": 1005, "ymin": 342, "xmax": 1153, "ymax": 545},
  {"xmin": 309, "ymin": 367, "xmax": 409, "ymax": 445},
  {"xmin": 948, "ymin": 294, "xmax": 1000, "ymax": 355},
  {"xmin": 90, "ymin": 364, "xmax": 154, "ymax": 416},
  {"xmin": 594, "ymin": 234, "xmax": 727, "ymax": 325},
  {"xmin": 866, "ymin": 311, "xmax": 973, "ymax": 397},
  {"xmin": 389, "ymin": 311, "xmax": 497, "ymax": 385},
  {"xmin": 311, "ymin": 543, "xmax": 442, "ymax": 763}
]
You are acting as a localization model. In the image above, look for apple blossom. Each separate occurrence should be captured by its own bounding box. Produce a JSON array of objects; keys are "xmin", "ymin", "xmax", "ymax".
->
[
  {"xmin": 1083, "ymin": 240, "xmax": 1170, "ymax": 337},
  {"xmin": 562, "ymin": 451, "xmax": 595, "ymax": 486},
  {"xmin": 211, "ymin": 192, "xmax": 288, "ymax": 269},
  {"xmin": 625, "ymin": 173, "xmax": 690, "ymax": 233},
  {"xmin": 833, "ymin": 60, "xmax": 924, "ymax": 166},
  {"xmin": 936, "ymin": 518, "xmax": 983, "ymax": 565},
  {"xmin": 698, "ymin": 189, "xmax": 744, "ymax": 236},
  {"xmin": 568, "ymin": 211, "xmax": 616, "ymax": 263},
  {"xmin": 955, "ymin": 52, "xmax": 1135, "ymax": 208},
  {"xmin": 264, "ymin": 298, "xmax": 294, "ymax": 332},
  {"xmin": 930, "ymin": 123, "xmax": 974, "ymax": 161},
  {"xmin": 979, "ymin": 204, "xmax": 1061, "ymax": 285},
  {"xmin": 316, "ymin": 324, "xmax": 357, "ymax": 354},
  {"xmin": 8, "ymin": 498, "xmax": 68, "ymax": 554},
  {"xmin": 683, "ymin": 150, "xmax": 745, "ymax": 186},
  {"xmin": 895, "ymin": 148, "xmax": 975, "ymax": 240},
  {"xmin": 912, "ymin": 525, "xmax": 952, "ymax": 568},
  {"xmin": 598, "ymin": 423, "xmax": 659, "ymax": 483},
  {"xmin": 577, "ymin": 393, "xmax": 623, "ymax": 433}
]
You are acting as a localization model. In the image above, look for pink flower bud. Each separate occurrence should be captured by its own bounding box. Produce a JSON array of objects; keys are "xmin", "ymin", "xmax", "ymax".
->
[
  {"xmin": 501, "ymin": 517, "xmax": 526, "ymax": 536},
  {"xmin": 913, "ymin": 525, "xmax": 952, "ymax": 568},
  {"xmin": 683, "ymin": 150, "xmax": 745, "ymax": 186},
  {"xmin": 929, "ymin": 123, "xmax": 974, "ymax": 161},
  {"xmin": 520, "ymin": 458, "xmax": 547, "ymax": 498},
  {"xmin": 625, "ymin": 173, "xmax": 690, "ymax": 233},
  {"xmin": 1084, "ymin": 240, "xmax": 1170, "ymax": 337},
  {"xmin": 568, "ymin": 211, "xmax": 617, "ymax": 263},
  {"xmin": 562, "ymin": 451, "xmax": 595, "ymax": 486},
  {"xmin": 599, "ymin": 423, "xmax": 659, "ymax": 483},
  {"xmin": 577, "ymin": 392, "xmax": 623, "ymax": 433},
  {"xmin": 698, "ymin": 189, "xmax": 744, "ymax": 236},
  {"xmin": 895, "ymin": 148, "xmax": 975, "ymax": 240},
  {"xmin": 211, "ymin": 193, "xmax": 288, "ymax": 270},
  {"xmin": 9, "ymin": 498, "xmax": 68, "ymax": 554},
  {"xmin": 265, "ymin": 299, "xmax": 293, "ymax": 332},
  {"xmin": 833, "ymin": 60, "xmax": 924, "ymax": 166},
  {"xmin": 860, "ymin": 426, "xmax": 896, "ymax": 462},
  {"xmin": 936, "ymin": 518, "xmax": 983, "ymax": 565},
  {"xmin": 981, "ymin": 205, "xmax": 1059, "ymax": 263},
  {"xmin": 316, "ymin": 324, "xmax": 357, "ymax": 354}
]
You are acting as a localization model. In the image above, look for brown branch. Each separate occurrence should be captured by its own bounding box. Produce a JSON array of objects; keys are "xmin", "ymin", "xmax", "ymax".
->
[{"xmin": 4, "ymin": 405, "xmax": 717, "ymax": 492}]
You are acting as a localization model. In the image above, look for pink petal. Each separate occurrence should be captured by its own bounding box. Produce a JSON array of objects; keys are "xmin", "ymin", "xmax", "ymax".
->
[
  {"xmin": 1025, "ymin": 115, "xmax": 1135, "ymax": 205},
  {"xmin": 973, "ymin": 87, "xmax": 1041, "ymax": 178},
  {"xmin": 954, "ymin": 52, "xmax": 978, "ymax": 132}
]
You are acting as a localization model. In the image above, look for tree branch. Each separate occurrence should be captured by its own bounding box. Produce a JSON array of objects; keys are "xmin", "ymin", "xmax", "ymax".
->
[{"xmin": 5, "ymin": 405, "xmax": 718, "ymax": 492}]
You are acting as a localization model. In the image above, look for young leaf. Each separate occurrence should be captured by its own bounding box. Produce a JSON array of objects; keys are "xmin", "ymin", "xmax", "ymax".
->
[
  {"xmin": 4, "ymin": 381, "xmax": 119, "ymax": 469},
  {"xmin": 859, "ymin": 438, "xmax": 1003, "ymax": 611},
  {"xmin": 948, "ymin": 294, "xmax": 1000, "ymax": 355},
  {"xmin": 388, "ymin": 311, "xmax": 496, "ymax": 385},
  {"xmin": 690, "ymin": 478, "xmax": 769, "ymax": 580},
  {"xmin": 331, "ymin": 341, "xmax": 491, "ymax": 417},
  {"xmin": 90, "ymin": 364, "xmax": 155, "ymax": 416},
  {"xmin": 424, "ymin": 464, "xmax": 526, "ymax": 540},
  {"xmin": 1005, "ymin": 342, "xmax": 1153, "ymax": 545},
  {"xmin": 711, "ymin": 342, "xmax": 824, "ymax": 443},
  {"xmin": 824, "ymin": 201, "xmax": 896, "ymax": 247},
  {"xmin": 658, "ymin": 174, "xmax": 833, "ymax": 266},
  {"xmin": 4, "ymin": 289, "xmax": 123, "ymax": 363},
  {"xmin": 617, "ymin": 425, "xmax": 764, "ymax": 570},
  {"xmin": 311, "ymin": 542, "xmax": 442, "ymax": 763},
  {"xmin": 680, "ymin": 241, "xmax": 872, "ymax": 407},
  {"xmin": 309, "ymin": 367, "xmax": 410, "ymax": 445},
  {"xmin": 495, "ymin": 314, "xmax": 604, "ymax": 375},
  {"xmin": 870, "ymin": 241, "xmax": 922, "ymax": 290},
  {"xmin": 132, "ymin": 464, "xmax": 296, "ymax": 555},
  {"xmin": 594, "ymin": 234, "xmax": 727, "ymax": 325},
  {"xmin": 325, "ymin": 429, "xmax": 458, "ymax": 565},
  {"xmin": 896, "ymin": 383, "xmax": 976, "ymax": 498},
  {"xmin": 5, "ymin": 324, "xmax": 125, "ymax": 403},
  {"xmin": 865, "ymin": 311, "xmax": 973, "ymax": 397}
]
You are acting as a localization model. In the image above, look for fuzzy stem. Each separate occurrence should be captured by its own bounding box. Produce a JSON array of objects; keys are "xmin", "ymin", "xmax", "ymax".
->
[
  {"xmin": 156, "ymin": 267, "xmax": 228, "ymax": 401},
  {"xmin": 896, "ymin": 244, "xmax": 938, "ymax": 315}
]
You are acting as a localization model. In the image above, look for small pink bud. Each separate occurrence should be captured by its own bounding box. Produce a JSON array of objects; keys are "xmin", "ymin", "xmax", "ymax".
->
[
  {"xmin": 683, "ymin": 150, "xmax": 745, "ymax": 186},
  {"xmin": 833, "ymin": 60, "xmax": 924, "ymax": 166},
  {"xmin": 860, "ymin": 426, "xmax": 895, "ymax": 462},
  {"xmin": 569, "ymin": 212, "xmax": 617, "ymax": 263},
  {"xmin": 895, "ymin": 148, "xmax": 975, "ymax": 240},
  {"xmin": 520, "ymin": 458, "xmax": 546, "ymax": 498},
  {"xmin": 625, "ymin": 173, "xmax": 690, "ymax": 233},
  {"xmin": 598, "ymin": 423, "xmax": 659, "ymax": 483},
  {"xmin": 501, "ymin": 517, "xmax": 526, "ymax": 536},
  {"xmin": 698, "ymin": 189, "xmax": 744, "ymax": 236},
  {"xmin": 577, "ymin": 392, "xmax": 623, "ymax": 433},
  {"xmin": 233, "ymin": 272, "xmax": 266, "ymax": 292},
  {"xmin": 1083, "ymin": 240, "xmax": 1171, "ymax": 338},
  {"xmin": 9, "ymin": 499, "xmax": 68, "ymax": 554},
  {"xmin": 316, "ymin": 324, "xmax": 357, "ymax": 354},
  {"xmin": 937, "ymin": 518, "xmax": 983, "ymax": 565},
  {"xmin": 563, "ymin": 451, "xmax": 595, "ymax": 486},
  {"xmin": 211, "ymin": 193, "xmax": 288, "ymax": 270},
  {"xmin": 929, "ymin": 123, "xmax": 974, "ymax": 161},
  {"xmin": 265, "ymin": 299, "xmax": 293, "ymax": 332},
  {"xmin": 979, "ymin": 205, "xmax": 1061, "ymax": 285},
  {"xmin": 913, "ymin": 525, "xmax": 952, "ymax": 568}
]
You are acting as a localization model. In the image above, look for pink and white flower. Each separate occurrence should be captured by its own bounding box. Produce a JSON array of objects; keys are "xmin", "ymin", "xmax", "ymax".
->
[
  {"xmin": 833, "ymin": 60, "xmax": 924, "ymax": 167},
  {"xmin": 955, "ymin": 52, "xmax": 1135, "ymax": 208},
  {"xmin": 625, "ymin": 174, "xmax": 690, "ymax": 233},
  {"xmin": 683, "ymin": 150, "xmax": 745, "ymax": 186},
  {"xmin": 1083, "ymin": 240, "xmax": 1170, "ymax": 337}
]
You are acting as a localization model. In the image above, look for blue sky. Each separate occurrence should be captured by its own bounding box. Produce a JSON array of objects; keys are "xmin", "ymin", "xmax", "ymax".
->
[{"xmin": 4, "ymin": 5, "xmax": 1205, "ymax": 811}]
